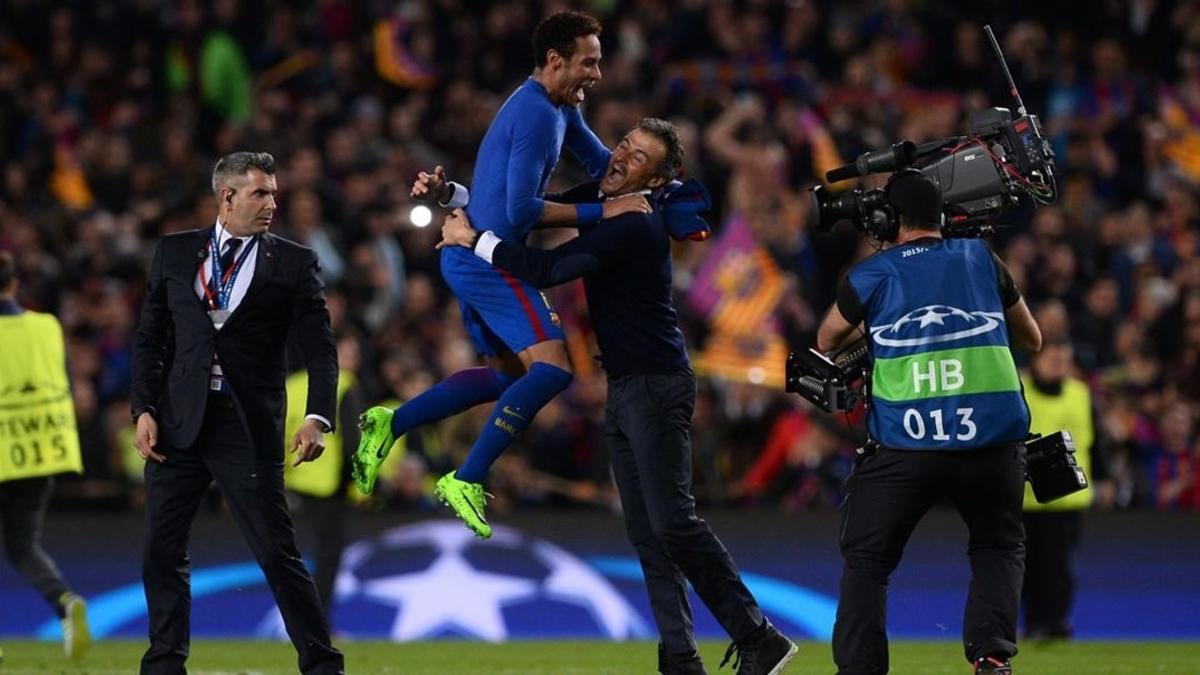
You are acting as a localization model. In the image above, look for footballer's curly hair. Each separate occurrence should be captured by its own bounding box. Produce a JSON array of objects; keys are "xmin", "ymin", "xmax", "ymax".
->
[{"xmin": 533, "ymin": 11, "xmax": 602, "ymax": 68}]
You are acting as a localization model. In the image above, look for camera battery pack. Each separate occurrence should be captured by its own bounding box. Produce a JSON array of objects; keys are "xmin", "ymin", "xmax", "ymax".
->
[{"xmin": 1024, "ymin": 430, "xmax": 1089, "ymax": 504}]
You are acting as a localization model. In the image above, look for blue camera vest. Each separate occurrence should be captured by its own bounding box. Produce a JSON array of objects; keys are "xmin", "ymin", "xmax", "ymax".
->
[{"xmin": 848, "ymin": 238, "xmax": 1030, "ymax": 450}]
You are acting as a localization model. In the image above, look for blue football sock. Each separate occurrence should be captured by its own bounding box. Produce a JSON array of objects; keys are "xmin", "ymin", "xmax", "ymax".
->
[
  {"xmin": 391, "ymin": 367, "xmax": 519, "ymax": 438},
  {"xmin": 455, "ymin": 362, "xmax": 573, "ymax": 483}
]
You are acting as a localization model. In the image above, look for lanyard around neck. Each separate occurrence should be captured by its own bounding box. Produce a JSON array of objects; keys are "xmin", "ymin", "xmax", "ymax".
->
[{"xmin": 200, "ymin": 228, "xmax": 257, "ymax": 310}]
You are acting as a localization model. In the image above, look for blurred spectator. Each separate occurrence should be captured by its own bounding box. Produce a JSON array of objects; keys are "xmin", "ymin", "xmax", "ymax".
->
[{"xmin": 285, "ymin": 188, "xmax": 346, "ymax": 285}]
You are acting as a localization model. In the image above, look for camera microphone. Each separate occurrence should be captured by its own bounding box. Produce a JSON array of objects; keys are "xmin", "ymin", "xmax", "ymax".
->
[
  {"xmin": 826, "ymin": 164, "xmax": 863, "ymax": 183},
  {"xmin": 826, "ymin": 141, "xmax": 917, "ymax": 183}
]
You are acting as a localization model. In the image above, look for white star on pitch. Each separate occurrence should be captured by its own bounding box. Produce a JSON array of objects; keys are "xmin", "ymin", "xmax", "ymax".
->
[
  {"xmin": 361, "ymin": 551, "xmax": 538, "ymax": 642},
  {"xmin": 533, "ymin": 542, "xmax": 651, "ymax": 638},
  {"xmin": 916, "ymin": 308, "xmax": 950, "ymax": 328}
]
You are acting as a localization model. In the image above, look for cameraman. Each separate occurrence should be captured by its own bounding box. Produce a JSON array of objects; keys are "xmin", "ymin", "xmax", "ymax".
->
[{"xmin": 816, "ymin": 171, "xmax": 1041, "ymax": 675}]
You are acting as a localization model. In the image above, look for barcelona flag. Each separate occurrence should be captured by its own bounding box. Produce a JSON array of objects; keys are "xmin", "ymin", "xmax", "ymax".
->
[{"xmin": 685, "ymin": 216, "xmax": 788, "ymax": 388}]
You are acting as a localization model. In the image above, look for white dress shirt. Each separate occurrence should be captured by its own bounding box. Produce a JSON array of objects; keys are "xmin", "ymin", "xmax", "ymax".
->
[{"xmin": 194, "ymin": 220, "xmax": 257, "ymax": 329}]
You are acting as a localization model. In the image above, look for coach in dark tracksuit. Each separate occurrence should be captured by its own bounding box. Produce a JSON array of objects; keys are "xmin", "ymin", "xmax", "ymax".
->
[
  {"xmin": 438, "ymin": 119, "xmax": 796, "ymax": 675},
  {"xmin": 131, "ymin": 152, "xmax": 343, "ymax": 674}
]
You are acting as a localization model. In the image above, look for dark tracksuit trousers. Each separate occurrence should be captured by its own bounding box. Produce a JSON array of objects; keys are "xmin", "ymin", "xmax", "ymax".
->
[
  {"xmin": 606, "ymin": 370, "xmax": 764, "ymax": 658},
  {"xmin": 0, "ymin": 476, "xmax": 72, "ymax": 617},
  {"xmin": 833, "ymin": 443, "xmax": 1026, "ymax": 674},
  {"xmin": 1021, "ymin": 510, "xmax": 1082, "ymax": 637}
]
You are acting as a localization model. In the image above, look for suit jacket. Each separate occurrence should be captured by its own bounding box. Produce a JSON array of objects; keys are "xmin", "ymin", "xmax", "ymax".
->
[{"xmin": 131, "ymin": 226, "xmax": 337, "ymax": 459}]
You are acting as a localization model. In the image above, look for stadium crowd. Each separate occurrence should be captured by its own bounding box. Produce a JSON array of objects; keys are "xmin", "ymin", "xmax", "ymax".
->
[{"xmin": 0, "ymin": 0, "xmax": 1197, "ymax": 515}]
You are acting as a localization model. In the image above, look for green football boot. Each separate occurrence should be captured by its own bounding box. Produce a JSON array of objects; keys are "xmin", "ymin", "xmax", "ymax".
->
[
  {"xmin": 434, "ymin": 471, "xmax": 493, "ymax": 539},
  {"xmin": 352, "ymin": 406, "xmax": 396, "ymax": 494}
]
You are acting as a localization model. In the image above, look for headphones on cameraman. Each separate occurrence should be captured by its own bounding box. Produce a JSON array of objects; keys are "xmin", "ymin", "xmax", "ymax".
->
[
  {"xmin": 864, "ymin": 200, "xmax": 899, "ymax": 243},
  {"xmin": 874, "ymin": 168, "xmax": 944, "ymax": 242}
]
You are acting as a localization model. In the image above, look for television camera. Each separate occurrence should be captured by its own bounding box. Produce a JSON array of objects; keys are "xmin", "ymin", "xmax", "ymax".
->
[
  {"xmin": 784, "ymin": 336, "xmax": 869, "ymax": 413},
  {"xmin": 786, "ymin": 340, "xmax": 1089, "ymax": 503},
  {"xmin": 810, "ymin": 25, "xmax": 1057, "ymax": 240}
]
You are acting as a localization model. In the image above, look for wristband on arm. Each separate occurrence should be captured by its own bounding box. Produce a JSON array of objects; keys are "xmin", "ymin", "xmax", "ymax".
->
[{"xmin": 575, "ymin": 202, "xmax": 603, "ymax": 225}]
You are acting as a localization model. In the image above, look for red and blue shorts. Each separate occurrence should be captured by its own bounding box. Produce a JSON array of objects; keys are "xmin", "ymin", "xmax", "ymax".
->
[{"xmin": 440, "ymin": 247, "xmax": 563, "ymax": 357}]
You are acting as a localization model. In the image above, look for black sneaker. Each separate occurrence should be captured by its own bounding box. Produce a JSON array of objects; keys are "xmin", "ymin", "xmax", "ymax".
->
[
  {"xmin": 973, "ymin": 655, "xmax": 1013, "ymax": 675},
  {"xmin": 658, "ymin": 643, "xmax": 708, "ymax": 675},
  {"xmin": 720, "ymin": 620, "xmax": 798, "ymax": 675}
]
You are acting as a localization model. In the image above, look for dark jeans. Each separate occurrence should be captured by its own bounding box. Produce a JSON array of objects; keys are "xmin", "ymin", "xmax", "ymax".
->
[
  {"xmin": 833, "ymin": 444, "xmax": 1026, "ymax": 674},
  {"xmin": 141, "ymin": 395, "xmax": 343, "ymax": 675},
  {"xmin": 0, "ymin": 476, "xmax": 71, "ymax": 616},
  {"xmin": 1021, "ymin": 509, "xmax": 1082, "ymax": 637},
  {"xmin": 606, "ymin": 371, "xmax": 763, "ymax": 657}
]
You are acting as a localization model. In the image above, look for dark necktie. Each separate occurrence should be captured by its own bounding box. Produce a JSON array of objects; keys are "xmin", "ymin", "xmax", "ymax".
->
[
  {"xmin": 221, "ymin": 237, "xmax": 243, "ymax": 270},
  {"xmin": 210, "ymin": 238, "xmax": 243, "ymax": 298}
]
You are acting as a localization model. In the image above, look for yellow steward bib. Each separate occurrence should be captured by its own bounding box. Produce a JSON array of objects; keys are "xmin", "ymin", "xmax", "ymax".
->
[
  {"xmin": 0, "ymin": 311, "xmax": 83, "ymax": 481},
  {"xmin": 284, "ymin": 370, "xmax": 356, "ymax": 498}
]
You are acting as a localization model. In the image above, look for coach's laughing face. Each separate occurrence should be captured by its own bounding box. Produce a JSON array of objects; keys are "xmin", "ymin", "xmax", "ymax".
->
[{"xmin": 600, "ymin": 129, "xmax": 668, "ymax": 197}]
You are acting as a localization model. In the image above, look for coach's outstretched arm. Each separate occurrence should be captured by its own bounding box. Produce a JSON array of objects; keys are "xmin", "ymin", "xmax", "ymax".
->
[{"xmin": 438, "ymin": 208, "xmax": 643, "ymax": 289}]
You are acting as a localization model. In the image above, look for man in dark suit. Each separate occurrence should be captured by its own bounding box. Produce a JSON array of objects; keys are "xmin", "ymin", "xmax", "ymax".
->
[{"xmin": 131, "ymin": 152, "xmax": 343, "ymax": 675}]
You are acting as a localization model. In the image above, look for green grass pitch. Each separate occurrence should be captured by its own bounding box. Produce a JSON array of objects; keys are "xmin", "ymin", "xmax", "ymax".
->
[{"xmin": 1, "ymin": 639, "xmax": 1197, "ymax": 674}]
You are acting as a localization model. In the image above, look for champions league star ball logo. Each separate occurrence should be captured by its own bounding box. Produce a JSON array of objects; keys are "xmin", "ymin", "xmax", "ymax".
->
[
  {"xmin": 262, "ymin": 521, "xmax": 651, "ymax": 641},
  {"xmin": 37, "ymin": 519, "xmax": 836, "ymax": 642},
  {"xmin": 870, "ymin": 304, "xmax": 1004, "ymax": 348}
]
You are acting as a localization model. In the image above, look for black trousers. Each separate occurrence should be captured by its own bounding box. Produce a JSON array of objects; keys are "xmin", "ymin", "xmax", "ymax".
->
[
  {"xmin": 1021, "ymin": 510, "xmax": 1082, "ymax": 638},
  {"xmin": 141, "ymin": 395, "xmax": 343, "ymax": 675},
  {"xmin": 833, "ymin": 444, "xmax": 1026, "ymax": 674},
  {"xmin": 606, "ymin": 371, "xmax": 763, "ymax": 657},
  {"xmin": 0, "ymin": 476, "xmax": 71, "ymax": 616}
]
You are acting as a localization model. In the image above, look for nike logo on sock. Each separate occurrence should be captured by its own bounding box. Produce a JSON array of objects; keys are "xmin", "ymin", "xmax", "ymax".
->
[{"xmin": 502, "ymin": 405, "xmax": 527, "ymax": 421}]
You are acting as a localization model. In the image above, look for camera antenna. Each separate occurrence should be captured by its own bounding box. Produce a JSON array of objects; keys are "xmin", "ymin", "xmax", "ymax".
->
[{"xmin": 984, "ymin": 24, "xmax": 1026, "ymax": 117}]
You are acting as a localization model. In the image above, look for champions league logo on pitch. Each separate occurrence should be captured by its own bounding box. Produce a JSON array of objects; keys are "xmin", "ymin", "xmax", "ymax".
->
[
  {"xmin": 34, "ymin": 519, "xmax": 838, "ymax": 642},
  {"xmin": 41, "ymin": 521, "xmax": 836, "ymax": 642},
  {"xmin": 870, "ymin": 305, "xmax": 1004, "ymax": 348},
  {"xmin": 260, "ymin": 521, "xmax": 651, "ymax": 641}
]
